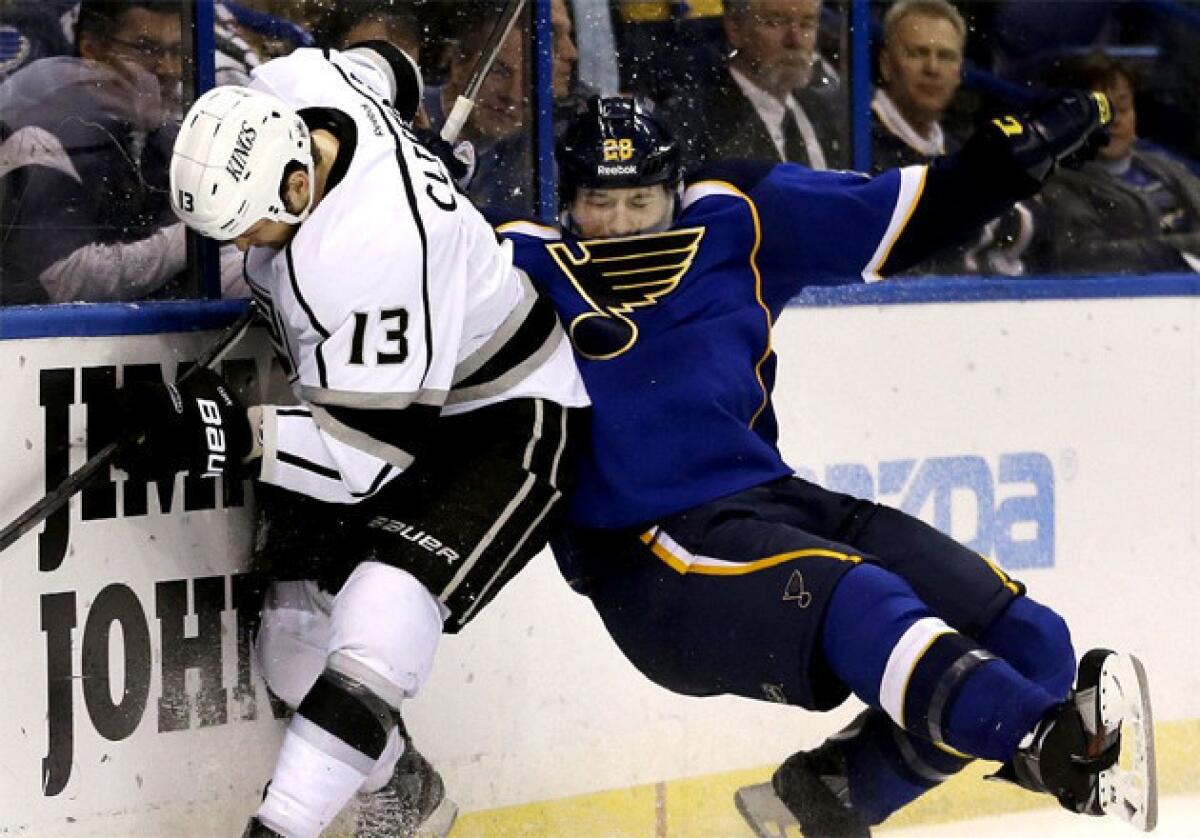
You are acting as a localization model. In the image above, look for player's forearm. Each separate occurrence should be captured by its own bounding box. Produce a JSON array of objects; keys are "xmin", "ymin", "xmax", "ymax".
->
[
  {"xmin": 882, "ymin": 159, "xmax": 1018, "ymax": 275},
  {"xmin": 37, "ymin": 223, "xmax": 186, "ymax": 303},
  {"xmin": 342, "ymin": 41, "xmax": 423, "ymax": 122},
  {"xmin": 884, "ymin": 93, "xmax": 1110, "ymax": 276}
]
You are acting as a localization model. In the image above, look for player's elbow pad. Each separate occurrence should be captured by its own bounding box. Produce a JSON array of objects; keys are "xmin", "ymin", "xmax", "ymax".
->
[
  {"xmin": 344, "ymin": 40, "xmax": 423, "ymax": 123},
  {"xmin": 959, "ymin": 90, "xmax": 1112, "ymax": 195}
]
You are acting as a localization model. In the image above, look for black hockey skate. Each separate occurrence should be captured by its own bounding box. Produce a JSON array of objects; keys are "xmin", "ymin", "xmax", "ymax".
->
[
  {"xmin": 355, "ymin": 740, "xmax": 458, "ymax": 838},
  {"xmin": 735, "ymin": 742, "xmax": 871, "ymax": 838},
  {"xmin": 992, "ymin": 648, "xmax": 1157, "ymax": 832}
]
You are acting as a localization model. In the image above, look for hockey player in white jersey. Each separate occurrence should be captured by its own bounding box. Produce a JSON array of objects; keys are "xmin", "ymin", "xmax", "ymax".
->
[{"xmin": 109, "ymin": 41, "xmax": 589, "ymax": 837}]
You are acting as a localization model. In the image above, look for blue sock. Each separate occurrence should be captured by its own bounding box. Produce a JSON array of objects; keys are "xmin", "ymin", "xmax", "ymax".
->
[
  {"xmin": 821, "ymin": 564, "xmax": 933, "ymax": 709},
  {"xmin": 822, "ymin": 565, "xmax": 1059, "ymax": 762},
  {"xmin": 979, "ymin": 595, "xmax": 1075, "ymax": 700},
  {"xmin": 941, "ymin": 656, "xmax": 1058, "ymax": 760},
  {"xmin": 837, "ymin": 709, "xmax": 970, "ymax": 825}
]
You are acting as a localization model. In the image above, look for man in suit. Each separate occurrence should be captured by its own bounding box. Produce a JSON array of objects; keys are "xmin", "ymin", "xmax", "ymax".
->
[
  {"xmin": 669, "ymin": 0, "xmax": 847, "ymax": 171},
  {"xmin": 872, "ymin": 0, "xmax": 1035, "ymax": 276},
  {"xmin": 871, "ymin": 0, "xmax": 965, "ymax": 170}
]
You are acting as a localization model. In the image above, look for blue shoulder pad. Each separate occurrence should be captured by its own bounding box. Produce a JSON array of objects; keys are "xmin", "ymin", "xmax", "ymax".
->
[{"xmin": 685, "ymin": 159, "xmax": 777, "ymax": 194}]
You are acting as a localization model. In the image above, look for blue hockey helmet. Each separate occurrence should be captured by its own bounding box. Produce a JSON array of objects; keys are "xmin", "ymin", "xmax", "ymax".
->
[{"xmin": 556, "ymin": 96, "xmax": 681, "ymax": 207}]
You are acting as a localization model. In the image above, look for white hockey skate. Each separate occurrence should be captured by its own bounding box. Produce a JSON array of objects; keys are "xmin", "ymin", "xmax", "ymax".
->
[
  {"xmin": 999, "ymin": 648, "xmax": 1158, "ymax": 833},
  {"xmin": 1096, "ymin": 652, "xmax": 1157, "ymax": 832}
]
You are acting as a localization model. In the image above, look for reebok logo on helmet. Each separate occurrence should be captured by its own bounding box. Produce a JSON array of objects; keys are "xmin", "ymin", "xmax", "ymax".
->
[
  {"xmin": 598, "ymin": 164, "xmax": 637, "ymax": 176},
  {"xmin": 225, "ymin": 121, "xmax": 259, "ymax": 182}
]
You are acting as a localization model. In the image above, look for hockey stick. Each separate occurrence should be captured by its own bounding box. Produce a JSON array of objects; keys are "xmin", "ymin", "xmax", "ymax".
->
[
  {"xmin": 2, "ymin": 0, "xmax": 524, "ymax": 555},
  {"xmin": 440, "ymin": 0, "xmax": 529, "ymax": 143},
  {"xmin": 0, "ymin": 305, "xmax": 258, "ymax": 554}
]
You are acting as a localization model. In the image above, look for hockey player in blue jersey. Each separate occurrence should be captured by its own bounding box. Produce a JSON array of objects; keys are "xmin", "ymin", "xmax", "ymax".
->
[{"xmin": 494, "ymin": 96, "xmax": 1157, "ymax": 835}]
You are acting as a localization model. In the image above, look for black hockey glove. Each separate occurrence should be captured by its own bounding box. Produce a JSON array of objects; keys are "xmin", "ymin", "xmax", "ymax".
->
[
  {"xmin": 412, "ymin": 127, "xmax": 477, "ymax": 190},
  {"xmin": 112, "ymin": 368, "xmax": 252, "ymax": 481},
  {"xmin": 974, "ymin": 90, "xmax": 1113, "ymax": 187}
]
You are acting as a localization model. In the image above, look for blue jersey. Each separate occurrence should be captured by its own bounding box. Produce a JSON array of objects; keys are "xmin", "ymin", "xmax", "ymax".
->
[{"xmin": 500, "ymin": 160, "xmax": 927, "ymax": 529}]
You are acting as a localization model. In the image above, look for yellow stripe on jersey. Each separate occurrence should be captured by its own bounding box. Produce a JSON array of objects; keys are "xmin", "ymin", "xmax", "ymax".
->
[
  {"xmin": 978, "ymin": 553, "xmax": 1021, "ymax": 595},
  {"xmin": 496, "ymin": 220, "xmax": 561, "ymax": 240},
  {"xmin": 640, "ymin": 527, "xmax": 861, "ymax": 576},
  {"xmin": 680, "ymin": 178, "xmax": 774, "ymax": 428},
  {"xmin": 869, "ymin": 166, "xmax": 928, "ymax": 278}
]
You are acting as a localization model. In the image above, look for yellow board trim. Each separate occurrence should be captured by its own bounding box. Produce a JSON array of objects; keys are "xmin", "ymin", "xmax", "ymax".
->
[{"xmin": 440, "ymin": 717, "xmax": 1200, "ymax": 838}]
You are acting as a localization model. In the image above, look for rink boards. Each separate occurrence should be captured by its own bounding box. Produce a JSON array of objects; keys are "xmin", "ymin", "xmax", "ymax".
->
[{"xmin": 0, "ymin": 282, "xmax": 1198, "ymax": 835}]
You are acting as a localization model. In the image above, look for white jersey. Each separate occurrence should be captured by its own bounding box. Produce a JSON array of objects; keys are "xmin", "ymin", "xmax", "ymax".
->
[{"xmin": 242, "ymin": 48, "xmax": 588, "ymax": 505}]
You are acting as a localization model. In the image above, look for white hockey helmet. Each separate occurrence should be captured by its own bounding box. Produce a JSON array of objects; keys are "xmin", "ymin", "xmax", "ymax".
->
[{"xmin": 170, "ymin": 86, "xmax": 315, "ymax": 240}]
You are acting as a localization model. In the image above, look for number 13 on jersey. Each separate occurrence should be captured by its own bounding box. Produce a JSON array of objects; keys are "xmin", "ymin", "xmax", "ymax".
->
[{"xmin": 348, "ymin": 307, "xmax": 409, "ymax": 365}]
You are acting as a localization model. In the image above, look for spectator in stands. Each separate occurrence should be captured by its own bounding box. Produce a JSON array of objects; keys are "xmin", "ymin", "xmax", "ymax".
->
[
  {"xmin": 669, "ymin": 0, "xmax": 847, "ymax": 171},
  {"xmin": 425, "ymin": 3, "xmax": 528, "ymax": 211},
  {"xmin": 872, "ymin": 0, "xmax": 964, "ymax": 168},
  {"xmin": 550, "ymin": 0, "xmax": 579, "ymax": 101},
  {"xmin": 316, "ymin": 0, "xmax": 422, "ymax": 59},
  {"xmin": 425, "ymin": 0, "xmax": 578, "ymax": 214},
  {"xmin": 614, "ymin": 0, "xmax": 735, "ymax": 113},
  {"xmin": 967, "ymin": 0, "xmax": 1123, "ymax": 82},
  {"xmin": 872, "ymin": 0, "xmax": 1033, "ymax": 275},
  {"xmin": 223, "ymin": 0, "xmax": 320, "ymax": 60},
  {"xmin": 0, "ymin": 1, "xmax": 78, "ymax": 82},
  {"xmin": 214, "ymin": 3, "xmax": 264, "ymax": 88},
  {"xmin": 0, "ymin": 0, "xmax": 189, "ymax": 305},
  {"xmin": 79, "ymin": 0, "xmax": 184, "ymax": 118},
  {"xmin": 1028, "ymin": 53, "xmax": 1200, "ymax": 275}
]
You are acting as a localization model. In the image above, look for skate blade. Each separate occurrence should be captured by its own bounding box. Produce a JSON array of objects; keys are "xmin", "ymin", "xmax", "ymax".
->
[
  {"xmin": 734, "ymin": 782, "xmax": 800, "ymax": 838},
  {"xmin": 1098, "ymin": 653, "xmax": 1158, "ymax": 832},
  {"xmin": 416, "ymin": 796, "xmax": 459, "ymax": 838}
]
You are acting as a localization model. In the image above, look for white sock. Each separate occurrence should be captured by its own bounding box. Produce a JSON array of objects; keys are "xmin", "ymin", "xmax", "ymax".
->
[{"xmin": 256, "ymin": 716, "xmax": 378, "ymax": 837}]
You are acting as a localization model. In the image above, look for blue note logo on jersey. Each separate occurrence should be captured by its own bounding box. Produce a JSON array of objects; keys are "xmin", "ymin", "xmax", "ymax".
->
[{"xmin": 546, "ymin": 228, "xmax": 705, "ymax": 359}]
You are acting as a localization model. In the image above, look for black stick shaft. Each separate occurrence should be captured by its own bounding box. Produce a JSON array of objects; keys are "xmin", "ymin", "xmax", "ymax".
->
[{"xmin": 0, "ymin": 306, "xmax": 257, "ymax": 555}]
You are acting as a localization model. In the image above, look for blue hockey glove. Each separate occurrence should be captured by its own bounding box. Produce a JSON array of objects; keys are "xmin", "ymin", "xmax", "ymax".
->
[{"xmin": 113, "ymin": 368, "xmax": 252, "ymax": 480}]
